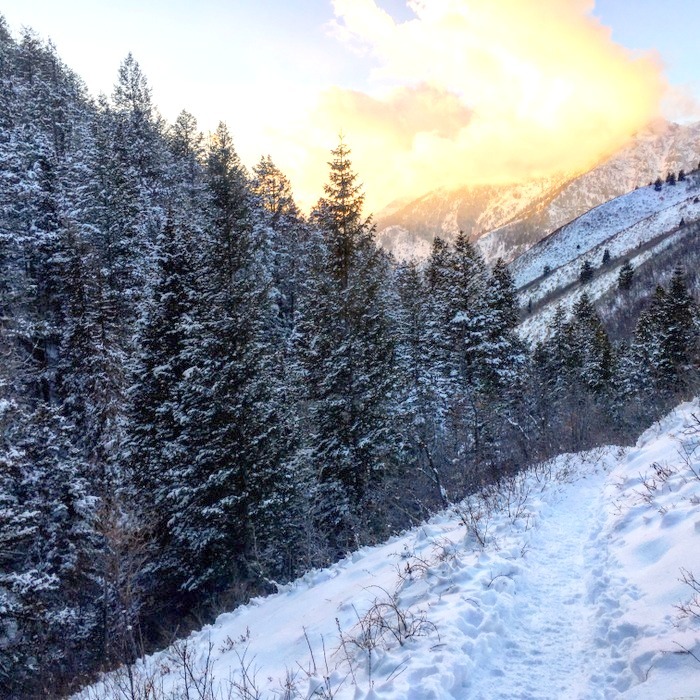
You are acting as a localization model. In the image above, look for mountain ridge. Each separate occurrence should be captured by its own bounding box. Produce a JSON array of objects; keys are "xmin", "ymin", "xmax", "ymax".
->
[{"xmin": 377, "ymin": 120, "xmax": 700, "ymax": 265}]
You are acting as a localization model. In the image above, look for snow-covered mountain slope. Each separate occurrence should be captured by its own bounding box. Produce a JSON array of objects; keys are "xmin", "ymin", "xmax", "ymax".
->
[
  {"xmin": 77, "ymin": 401, "xmax": 700, "ymax": 699},
  {"xmin": 515, "ymin": 170, "xmax": 700, "ymax": 343},
  {"xmin": 377, "ymin": 120, "xmax": 700, "ymax": 265},
  {"xmin": 376, "ymin": 174, "xmax": 571, "ymax": 262},
  {"xmin": 512, "ymin": 171, "xmax": 700, "ymax": 291}
]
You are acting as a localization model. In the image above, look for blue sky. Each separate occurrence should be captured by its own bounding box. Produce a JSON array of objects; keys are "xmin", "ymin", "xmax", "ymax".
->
[
  {"xmin": 1, "ymin": 1, "xmax": 696, "ymax": 210},
  {"xmin": 594, "ymin": 0, "xmax": 698, "ymax": 103}
]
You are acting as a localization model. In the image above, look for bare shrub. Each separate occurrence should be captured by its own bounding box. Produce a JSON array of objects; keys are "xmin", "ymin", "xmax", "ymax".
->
[
  {"xmin": 77, "ymin": 664, "xmax": 164, "ymax": 700},
  {"xmin": 456, "ymin": 495, "xmax": 493, "ymax": 549},
  {"xmin": 392, "ymin": 547, "xmax": 433, "ymax": 585},
  {"xmin": 676, "ymin": 568, "xmax": 700, "ymax": 622},
  {"xmin": 634, "ymin": 462, "xmax": 677, "ymax": 508},
  {"xmin": 341, "ymin": 586, "xmax": 438, "ymax": 657},
  {"xmin": 229, "ymin": 647, "xmax": 262, "ymax": 700},
  {"xmin": 292, "ymin": 628, "xmax": 347, "ymax": 699},
  {"xmin": 168, "ymin": 636, "xmax": 217, "ymax": 700},
  {"xmin": 498, "ymin": 472, "xmax": 532, "ymax": 524}
]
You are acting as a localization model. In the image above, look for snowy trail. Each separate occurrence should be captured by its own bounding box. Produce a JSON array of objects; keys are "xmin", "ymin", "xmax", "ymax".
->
[
  {"xmin": 471, "ymin": 475, "xmax": 604, "ymax": 698},
  {"xmin": 462, "ymin": 468, "xmax": 640, "ymax": 699},
  {"xmin": 371, "ymin": 460, "xmax": 641, "ymax": 700}
]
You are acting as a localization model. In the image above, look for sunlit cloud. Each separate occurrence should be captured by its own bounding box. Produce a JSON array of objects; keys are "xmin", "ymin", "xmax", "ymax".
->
[{"xmin": 269, "ymin": 0, "xmax": 665, "ymax": 214}]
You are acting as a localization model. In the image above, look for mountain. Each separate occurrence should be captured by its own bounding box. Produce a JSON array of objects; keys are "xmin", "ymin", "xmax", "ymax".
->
[
  {"xmin": 514, "ymin": 167, "xmax": 700, "ymax": 342},
  {"xmin": 377, "ymin": 120, "xmax": 700, "ymax": 265},
  {"xmin": 75, "ymin": 400, "xmax": 700, "ymax": 700}
]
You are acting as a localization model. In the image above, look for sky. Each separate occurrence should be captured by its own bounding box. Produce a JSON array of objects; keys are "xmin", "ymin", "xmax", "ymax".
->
[{"xmin": 2, "ymin": 0, "xmax": 698, "ymax": 213}]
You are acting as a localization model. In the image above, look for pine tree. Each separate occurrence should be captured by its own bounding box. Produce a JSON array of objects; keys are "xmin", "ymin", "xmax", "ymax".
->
[
  {"xmin": 534, "ymin": 297, "xmax": 615, "ymax": 450},
  {"xmin": 251, "ymin": 155, "xmax": 307, "ymax": 333},
  {"xmin": 167, "ymin": 109, "xmax": 207, "ymax": 214},
  {"xmin": 579, "ymin": 259, "xmax": 594, "ymax": 283},
  {"xmin": 664, "ymin": 265, "xmax": 698, "ymax": 385},
  {"xmin": 423, "ymin": 232, "xmax": 500, "ymax": 478},
  {"xmin": 302, "ymin": 139, "xmax": 397, "ymax": 551},
  {"xmin": 487, "ymin": 258, "xmax": 524, "ymax": 380},
  {"xmin": 482, "ymin": 258, "xmax": 530, "ymax": 464},
  {"xmin": 530, "ymin": 308, "xmax": 568, "ymax": 452},
  {"xmin": 126, "ymin": 220, "xmax": 194, "ymax": 590},
  {"xmin": 618, "ymin": 260, "xmax": 634, "ymax": 290},
  {"xmin": 625, "ymin": 285, "xmax": 670, "ymax": 401},
  {"xmin": 422, "ymin": 236, "xmax": 456, "ymax": 448},
  {"xmin": 112, "ymin": 53, "xmax": 167, "ymax": 186},
  {"xmin": 162, "ymin": 123, "xmax": 295, "ymax": 599},
  {"xmin": 625, "ymin": 269, "xmax": 698, "ymax": 400},
  {"xmin": 568, "ymin": 294, "xmax": 614, "ymax": 396},
  {"xmin": 0, "ymin": 401, "xmax": 101, "ymax": 692},
  {"xmin": 252, "ymin": 154, "xmax": 300, "ymax": 225},
  {"xmin": 449, "ymin": 232, "xmax": 491, "ymax": 386},
  {"xmin": 166, "ymin": 123, "xmax": 257, "ymax": 595},
  {"xmin": 393, "ymin": 260, "xmax": 449, "ymax": 507}
]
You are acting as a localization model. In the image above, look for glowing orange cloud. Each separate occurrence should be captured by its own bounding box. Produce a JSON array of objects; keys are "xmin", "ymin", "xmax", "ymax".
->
[{"xmin": 269, "ymin": 0, "xmax": 665, "ymax": 214}]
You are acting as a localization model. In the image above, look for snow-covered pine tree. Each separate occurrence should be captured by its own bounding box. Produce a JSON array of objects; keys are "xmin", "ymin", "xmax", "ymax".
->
[
  {"xmin": 481, "ymin": 258, "xmax": 531, "ymax": 467},
  {"xmin": 623, "ymin": 285, "xmax": 670, "ymax": 408},
  {"xmin": 568, "ymin": 293, "xmax": 615, "ymax": 397},
  {"xmin": 625, "ymin": 268, "xmax": 699, "ymax": 401},
  {"xmin": 552, "ymin": 294, "xmax": 617, "ymax": 447},
  {"xmin": 126, "ymin": 219, "xmax": 194, "ymax": 590},
  {"xmin": 618, "ymin": 260, "xmax": 634, "ymax": 290},
  {"xmin": 393, "ymin": 259, "xmax": 450, "ymax": 508},
  {"xmin": 124, "ymin": 110, "xmax": 207, "ymax": 607},
  {"xmin": 0, "ymin": 31, "xmax": 144, "ymax": 691},
  {"xmin": 423, "ymin": 236, "xmax": 455, "ymax": 416},
  {"xmin": 251, "ymin": 155, "xmax": 307, "ymax": 334},
  {"xmin": 579, "ymin": 259, "xmax": 594, "ymax": 283},
  {"xmin": 426, "ymin": 232, "xmax": 496, "ymax": 480},
  {"xmin": 248, "ymin": 156, "xmax": 318, "ymax": 579},
  {"xmin": 301, "ymin": 139, "xmax": 398, "ymax": 552},
  {"xmin": 664, "ymin": 265, "xmax": 699, "ymax": 383},
  {"xmin": 0, "ymin": 399, "xmax": 101, "ymax": 694},
  {"xmin": 484, "ymin": 258, "xmax": 527, "ymax": 394},
  {"xmin": 163, "ymin": 123, "xmax": 291, "ymax": 602}
]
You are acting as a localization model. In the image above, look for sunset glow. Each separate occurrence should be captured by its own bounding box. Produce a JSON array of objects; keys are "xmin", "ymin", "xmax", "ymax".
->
[
  {"xmin": 2, "ymin": 0, "xmax": 688, "ymax": 215},
  {"xmin": 271, "ymin": 0, "xmax": 665, "ymax": 213}
]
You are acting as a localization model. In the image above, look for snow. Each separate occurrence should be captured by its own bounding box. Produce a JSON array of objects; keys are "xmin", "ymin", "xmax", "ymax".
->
[
  {"xmin": 376, "ymin": 225, "xmax": 432, "ymax": 261},
  {"xmin": 77, "ymin": 402, "xmax": 700, "ymax": 699},
  {"xmin": 512, "ymin": 173, "xmax": 700, "ymax": 292},
  {"xmin": 518, "ymin": 223, "xmax": 686, "ymax": 342},
  {"xmin": 514, "ymin": 171, "xmax": 700, "ymax": 344}
]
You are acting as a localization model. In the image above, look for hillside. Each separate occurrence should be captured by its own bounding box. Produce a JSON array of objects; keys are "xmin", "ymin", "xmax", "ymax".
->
[
  {"xmin": 10, "ymin": 23, "xmax": 696, "ymax": 695},
  {"xmin": 377, "ymin": 120, "xmax": 700, "ymax": 265},
  {"xmin": 76, "ymin": 401, "xmax": 700, "ymax": 700},
  {"xmin": 376, "ymin": 174, "xmax": 571, "ymax": 261},
  {"xmin": 514, "ymin": 169, "xmax": 700, "ymax": 342}
]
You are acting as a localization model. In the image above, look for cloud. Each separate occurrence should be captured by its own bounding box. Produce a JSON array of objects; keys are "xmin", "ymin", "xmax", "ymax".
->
[
  {"xmin": 319, "ymin": 84, "xmax": 473, "ymax": 146},
  {"xmin": 663, "ymin": 83, "xmax": 700, "ymax": 121},
  {"xmin": 272, "ymin": 0, "xmax": 665, "ymax": 213}
]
